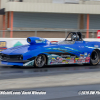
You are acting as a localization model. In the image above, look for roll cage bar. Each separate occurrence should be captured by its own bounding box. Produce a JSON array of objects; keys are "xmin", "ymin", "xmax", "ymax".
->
[{"xmin": 65, "ymin": 32, "xmax": 83, "ymax": 41}]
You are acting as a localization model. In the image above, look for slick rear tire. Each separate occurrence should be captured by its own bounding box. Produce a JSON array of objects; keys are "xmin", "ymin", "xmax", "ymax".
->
[
  {"xmin": 34, "ymin": 54, "xmax": 46, "ymax": 68},
  {"xmin": 90, "ymin": 50, "xmax": 100, "ymax": 66}
]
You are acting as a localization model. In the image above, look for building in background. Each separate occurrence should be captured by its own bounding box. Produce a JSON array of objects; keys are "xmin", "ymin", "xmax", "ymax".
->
[{"xmin": 0, "ymin": 0, "xmax": 100, "ymax": 38}]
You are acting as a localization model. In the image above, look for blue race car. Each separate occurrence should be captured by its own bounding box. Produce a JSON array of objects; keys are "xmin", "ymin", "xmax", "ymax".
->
[{"xmin": 0, "ymin": 32, "xmax": 100, "ymax": 67}]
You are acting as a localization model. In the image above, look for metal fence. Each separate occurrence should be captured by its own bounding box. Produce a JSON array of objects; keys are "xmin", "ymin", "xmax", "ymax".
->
[
  {"xmin": 0, "ymin": 29, "xmax": 99, "ymax": 38},
  {"xmin": 8, "ymin": 0, "xmax": 23, "ymax": 2}
]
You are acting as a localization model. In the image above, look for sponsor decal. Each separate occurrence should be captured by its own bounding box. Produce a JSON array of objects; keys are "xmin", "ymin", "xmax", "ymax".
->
[
  {"xmin": 57, "ymin": 60, "xmax": 62, "ymax": 63},
  {"xmin": 80, "ymin": 54, "xmax": 84, "ymax": 57},
  {"xmin": 56, "ymin": 57, "xmax": 59, "ymax": 59},
  {"xmin": 52, "ymin": 58, "xmax": 55, "ymax": 59},
  {"xmin": 23, "ymin": 60, "xmax": 34, "ymax": 66},
  {"xmin": 66, "ymin": 60, "xmax": 70, "ymax": 62},
  {"xmin": 62, "ymin": 60, "xmax": 66, "ymax": 62},
  {"xmin": 50, "ymin": 62, "xmax": 53, "ymax": 64},
  {"xmin": 82, "ymin": 60, "xmax": 85, "ymax": 63},
  {"xmin": 75, "ymin": 59, "xmax": 84, "ymax": 64},
  {"xmin": 0, "ymin": 41, "xmax": 7, "ymax": 52},
  {"xmin": 78, "ymin": 59, "xmax": 82, "ymax": 61},
  {"xmin": 51, "ymin": 60, "xmax": 56, "ymax": 63},
  {"xmin": 86, "ymin": 57, "xmax": 90, "ymax": 60},
  {"xmin": 84, "ymin": 52, "xmax": 87, "ymax": 57},
  {"xmin": 79, "ymin": 57, "xmax": 84, "ymax": 59},
  {"xmin": 35, "ymin": 38, "xmax": 45, "ymax": 43},
  {"xmin": 88, "ymin": 53, "xmax": 90, "ymax": 57},
  {"xmin": 85, "ymin": 59, "xmax": 90, "ymax": 63},
  {"xmin": 61, "ymin": 55, "xmax": 70, "ymax": 57},
  {"xmin": 66, "ymin": 57, "xmax": 71, "ymax": 59},
  {"xmin": 35, "ymin": 40, "xmax": 43, "ymax": 43},
  {"xmin": 59, "ymin": 58, "xmax": 63, "ymax": 60},
  {"xmin": 75, "ymin": 58, "xmax": 79, "ymax": 60},
  {"xmin": 71, "ymin": 58, "xmax": 75, "ymax": 60},
  {"xmin": 66, "ymin": 62, "xmax": 68, "ymax": 64},
  {"xmin": 76, "ymin": 61, "xmax": 82, "ymax": 64},
  {"xmin": 69, "ymin": 60, "xmax": 74, "ymax": 64},
  {"xmin": 71, "ymin": 56, "xmax": 76, "ymax": 58},
  {"xmin": 94, "ymin": 45, "xmax": 98, "ymax": 48},
  {"xmin": 13, "ymin": 41, "xmax": 23, "ymax": 47}
]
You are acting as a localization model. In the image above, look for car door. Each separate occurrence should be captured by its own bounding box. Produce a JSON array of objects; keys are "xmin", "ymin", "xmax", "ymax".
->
[
  {"xmin": 57, "ymin": 41, "xmax": 80, "ymax": 64},
  {"xmin": 58, "ymin": 40, "xmax": 88, "ymax": 64},
  {"xmin": 58, "ymin": 41, "xmax": 82, "ymax": 56}
]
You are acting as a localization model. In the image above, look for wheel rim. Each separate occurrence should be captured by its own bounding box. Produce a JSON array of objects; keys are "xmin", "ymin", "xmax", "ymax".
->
[
  {"xmin": 91, "ymin": 51, "xmax": 98, "ymax": 61},
  {"xmin": 35, "ymin": 55, "xmax": 45, "ymax": 67}
]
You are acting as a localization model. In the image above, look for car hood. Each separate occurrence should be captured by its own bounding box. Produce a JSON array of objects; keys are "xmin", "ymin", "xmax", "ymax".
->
[{"xmin": 1, "ymin": 45, "xmax": 40, "ymax": 55}]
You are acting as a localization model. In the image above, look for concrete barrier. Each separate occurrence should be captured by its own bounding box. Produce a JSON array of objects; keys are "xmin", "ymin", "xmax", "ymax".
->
[{"xmin": 0, "ymin": 38, "xmax": 100, "ymax": 51}]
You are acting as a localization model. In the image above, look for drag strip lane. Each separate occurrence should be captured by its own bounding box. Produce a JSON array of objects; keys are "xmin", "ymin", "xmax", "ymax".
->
[
  {"xmin": 0, "ymin": 67, "xmax": 100, "ymax": 90},
  {"xmin": 0, "ymin": 64, "xmax": 100, "ymax": 80}
]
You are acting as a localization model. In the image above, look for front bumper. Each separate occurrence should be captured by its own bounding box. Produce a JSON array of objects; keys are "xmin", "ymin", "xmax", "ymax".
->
[
  {"xmin": 1, "ymin": 59, "xmax": 35, "ymax": 66},
  {"xmin": 1, "ymin": 61, "xmax": 24, "ymax": 66},
  {"xmin": 0, "ymin": 53, "xmax": 35, "ymax": 66},
  {"xmin": 1, "ymin": 58, "xmax": 29, "ymax": 66},
  {"xmin": 1, "ymin": 59, "xmax": 29, "ymax": 63}
]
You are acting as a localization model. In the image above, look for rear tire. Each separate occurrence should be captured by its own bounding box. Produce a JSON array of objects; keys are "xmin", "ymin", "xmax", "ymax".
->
[
  {"xmin": 90, "ymin": 50, "xmax": 100, "ymax": 65},
  {"xmin": 34, "ymin": 54, "xmax": 46, "ymax": 68}
]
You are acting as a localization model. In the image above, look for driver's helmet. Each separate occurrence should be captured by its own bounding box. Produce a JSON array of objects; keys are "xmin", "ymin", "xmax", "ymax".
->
[{"xmin": 72, "ymin": 34, "xmax": 79, "ymax": 41}]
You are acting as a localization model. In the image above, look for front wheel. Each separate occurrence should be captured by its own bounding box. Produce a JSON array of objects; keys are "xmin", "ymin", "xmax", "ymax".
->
[
  {"xmin": 34, "ymin": 55, "xmax": 46, "ymax": 67},
  {"xmin": 90, "ymin": 50, "xmax": 100, "ymax": 65}
]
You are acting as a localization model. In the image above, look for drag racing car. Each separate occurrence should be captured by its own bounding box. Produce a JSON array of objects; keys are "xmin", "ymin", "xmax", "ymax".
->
[{"xmin": 0, "ymin": 32, "xmax": 100, "ymax": 67}]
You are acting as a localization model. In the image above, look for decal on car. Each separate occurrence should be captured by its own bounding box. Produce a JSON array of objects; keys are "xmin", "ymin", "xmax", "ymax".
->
[
  {"xmin": 48, "ymin": 52, "xmax": 90, "ymax": 65},
  {"xmin": 23, "ymin": 60, "xmax": 34, "ymax": 66}
]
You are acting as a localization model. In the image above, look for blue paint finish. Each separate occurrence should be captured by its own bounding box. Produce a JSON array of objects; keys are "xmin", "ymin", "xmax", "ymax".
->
[
  {"xmin": 1, "ymin": 61, "xmax": 23, "ymax": 66},
  {"xmin": 1, "ymin": 37, "xmax": 100, "ymax": 66}
]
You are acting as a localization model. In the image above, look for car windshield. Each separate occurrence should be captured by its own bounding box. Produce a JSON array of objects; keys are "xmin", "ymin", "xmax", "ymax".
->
[
  {"xmin": 58, "ymin": 32, "xmax": 82, "ymax": 44},
  {"xmin": 65, "ymin": 33, "xmax": 72, "ymax": 41},
  {"xmin": 58, "ymin": 40, "xmax": 75, "ymax": 44}
]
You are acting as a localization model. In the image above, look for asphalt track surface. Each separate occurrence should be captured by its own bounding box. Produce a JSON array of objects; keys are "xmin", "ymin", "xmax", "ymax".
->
[{"xmin": 0, "ymin": 64, "xmax": 100, "ymax": 100}]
